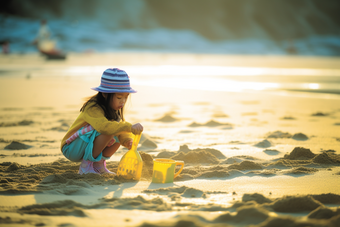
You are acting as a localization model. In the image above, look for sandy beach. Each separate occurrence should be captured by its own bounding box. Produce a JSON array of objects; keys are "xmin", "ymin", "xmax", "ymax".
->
[{"xmin": 0, "ymin": 52, "xmax": 340, "ymax": 227}]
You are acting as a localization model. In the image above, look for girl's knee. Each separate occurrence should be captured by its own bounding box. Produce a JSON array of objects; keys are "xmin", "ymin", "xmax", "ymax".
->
[
  {"xmin": 102, "ymin": 142, "xmax": 121, "ymax": 157},
  {"xmin": 94, "ymin": 134, "xmax": 114, "ymax": 145}
]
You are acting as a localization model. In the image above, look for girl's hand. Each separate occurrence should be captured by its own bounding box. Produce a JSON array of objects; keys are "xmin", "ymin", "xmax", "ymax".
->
[
  {"xmin": 124, "ymin": 139, "xmax": 133, "ymax": 150},
  {"xmin": 131, "ymin": 123, "xmax": 143, "ymax": 135}
]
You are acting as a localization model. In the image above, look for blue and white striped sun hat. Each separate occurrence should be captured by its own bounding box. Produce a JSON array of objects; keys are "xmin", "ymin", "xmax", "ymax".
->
[{"xmin": 92, "ymin": 68, "xmax": 137, "ymax": 93}]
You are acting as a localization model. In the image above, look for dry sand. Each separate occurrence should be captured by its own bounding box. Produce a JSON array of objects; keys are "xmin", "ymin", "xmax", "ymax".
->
[{"xmin": 0, "ymin": 53, "xmax": 340, "ymax": 227}]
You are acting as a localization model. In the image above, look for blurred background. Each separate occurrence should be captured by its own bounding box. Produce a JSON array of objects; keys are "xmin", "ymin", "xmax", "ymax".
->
[{"xmin": 1, "ymin": 0, "xmax": 340, "ymax": 56}]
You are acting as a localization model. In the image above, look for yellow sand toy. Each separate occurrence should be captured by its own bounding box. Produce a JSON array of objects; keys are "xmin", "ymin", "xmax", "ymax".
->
[{"xmin": 117, "ymin": 133, "xmax": 143, "ymax": 180}]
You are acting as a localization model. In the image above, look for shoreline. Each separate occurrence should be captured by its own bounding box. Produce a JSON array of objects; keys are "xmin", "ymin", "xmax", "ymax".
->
[{"xmin": 1, "ymin": 52, "xmax": 340, "ymax": 69}]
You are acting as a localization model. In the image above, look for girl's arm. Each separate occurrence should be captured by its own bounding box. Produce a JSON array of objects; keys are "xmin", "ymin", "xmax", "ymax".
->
[{"xmin": 118, "ymin": 132, "xmax": 134, "ymax": 148}]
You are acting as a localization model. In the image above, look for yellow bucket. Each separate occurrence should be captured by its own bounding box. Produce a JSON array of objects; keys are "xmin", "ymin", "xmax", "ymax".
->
[{"xmin": 152, "ymin": 158, "xmax": 184, "ymax": 183}]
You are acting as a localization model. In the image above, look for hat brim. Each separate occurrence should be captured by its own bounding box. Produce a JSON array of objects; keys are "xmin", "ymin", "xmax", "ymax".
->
[{"xmin": 91, "ymin": 87, "xmax": 137, "ymax": 93}]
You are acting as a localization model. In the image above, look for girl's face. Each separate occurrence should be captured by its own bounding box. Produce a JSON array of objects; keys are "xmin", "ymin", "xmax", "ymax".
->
[{"xmin": 111, "ymin": 93, "xmax": 129, "ymax": 110}]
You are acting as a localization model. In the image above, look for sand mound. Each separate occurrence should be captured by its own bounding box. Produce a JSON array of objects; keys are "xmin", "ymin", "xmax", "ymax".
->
[
  {"xmin": 5, "ymin": 141, "xmax": 31, "ymax": 150},
  {"xmin": 141, "ymin": 139, "xmax": 157, "ymax": 149},
  {"xmin": 41, "ymin": 174, "xmax": 69, "ymax": 184},
  {"xmin": 154, "ymin": 114, "xmax": 178, "ymax": 122},
  {"xmin": 292, "ymin": 133, "xmax": 309, "ymax": 141},
  {"xmin": 6, "ymin": 162, "xmax": 22, "ymax": 171},
  {"xmin": 284, "ymin": 147, "xmax": 316, "ymax": 160},
  {"xmin": 0, "ymin": 216, "xmax": 43, "ymax": 226},
  {"xmin": 228, "ymin": 161, "xmax": 263, "ymax": 170},
  {"xmin": 178, "ymin": 145, "xmax": 226, "ymax": 159},
  {"xmin": 313, "ymin": 152, "xmax": 340, "ymax": 164},
  {"xmin": 287, "ymin": 167, "xmax": 318, "ymax": 174},
  {"xmin": 242, "ymin": 193, "xmax": 273, "ymax": 204},
  {"xmin": 50, "ymin": 186, "xmax": 92, "ymax": 196},
  {"xmin": 143, "ymin": 186, "xmax": 206, "ymax": 198},
  {"xmin": 177, "ymin": 165, "xmax": 231, "ymax": 179},
  {"xmin": 267, "ymin": 131, "xmax": 292, "ymax": 138},
  {"xmin": 18, "ymin": 200, "xmax": 90, "ymax": 217},
  {"xmin": 311, "ymin": 193, "xmax": 340, "ymax": 204},
  {"xmin": 311, "ymin": 112, "xmax": 329, "ymax": 116},
  {"xmin": 10, "ymin": 152, "xmax": 61, "ymax": 157},
  {"xmin": 178, "ymin": 144, "xmax": 191, "ymax": 152},
  {"xmin": 308, "ymin": 207, "xmax": 340, "ymax": 219},
  {"xmin": 0, "ymin": 120, "xmax": 34, "ymax": 127},
  {"xmin": 140, "ymin": 134, "xmax": 158, "ymax": 149},
  {"xmin": 254, "ymin": 139, "xmax": 272, "ymax": 148},
  {"xmin": 143, "ymin": 186, "xmax": 188, "ymax": 195},
  {"xmin": 22, "ymin": 196, "xmax": 139, "ymax": 214},
  {"xmin": 66, "ymin": 179, "xmax": 92, "ymax": 188},
  {"xmin": 197, "ymin": 169, "xmax": 230, "ymax": 178},
  {"xmin": 222, "ymin": 156, "xmax": 256, "ymax": 164},
  {"xmin": 280, "ymin": 116, "xmax": 296, "ymax": 120},
  {"xmin": 49, "ymin": 126, "xmax": 69, "ymax": 132},
  {"xmin": 215, "ymin": 206, "xmax": 270, "ymax": 225},
  {"xmin": 102, "ymin": 196, "xmax": 172, "ymax": 211},
  {"xmin": 267, "ymin": 148, "xmax": 340, "ymax": 169},
  {"xmin": 272, "ymin": 195, "xmax": 324, "ymax": 212},
  {"xmin": 140, "ymin": 216, "xmax": 210, "ymax": 227},
  {"xmin": 188, "ymin": 120, "xmax": 233, "ymax": 128},
  {"xmin": 140, "ymin": 152, "xmax": 154, "ymax": 180},
  {"xmin": 263, "ymin": 149, "xmax": 280, "ymax": 155},
  {"xmin": 267, "ymin": 159, "xmax": 308, "ymax": 168},
  {"xmin": 171, "ymin": 150, "xmax": 220, "ymax": 164},
  {"xmin": 155, "ymin": 151, "xmax": 177, "ymax": 158},
  {"xmin": 180, "ymin": 166, "xmax": 202, "ymax": 176}
]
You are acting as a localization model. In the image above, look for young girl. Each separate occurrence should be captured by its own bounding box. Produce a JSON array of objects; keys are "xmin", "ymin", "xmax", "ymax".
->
[{"xmin": 61, "ymin": 68, "xmax": 143, "ymax": 175}]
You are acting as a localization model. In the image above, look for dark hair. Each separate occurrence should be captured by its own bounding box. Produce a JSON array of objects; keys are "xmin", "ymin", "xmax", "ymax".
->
[{"xmin": 80, "ymin": 92, "xmax": 124, "ymax": 121}]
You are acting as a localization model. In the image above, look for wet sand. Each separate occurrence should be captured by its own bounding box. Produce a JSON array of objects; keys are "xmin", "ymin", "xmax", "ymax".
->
[{"xmin": 0, "ymin": 53, "xmax": 340, "ymax": 227}]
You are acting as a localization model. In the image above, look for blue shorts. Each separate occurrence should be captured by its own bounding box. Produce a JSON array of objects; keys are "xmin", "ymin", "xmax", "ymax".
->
[{"xmin": 62, "ymin": 128, "xmax": 119, "ymax": 162}]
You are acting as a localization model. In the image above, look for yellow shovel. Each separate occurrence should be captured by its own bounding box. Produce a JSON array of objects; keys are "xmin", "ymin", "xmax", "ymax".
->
[{"xmin": 117, "ymin": 133, "xmax": 143, "ymax": 180}]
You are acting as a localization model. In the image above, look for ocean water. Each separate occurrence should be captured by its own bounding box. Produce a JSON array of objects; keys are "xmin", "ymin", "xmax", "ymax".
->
[{"xmin": 1, "ymin": 16, "xmax": 340, "ymax": 56}]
